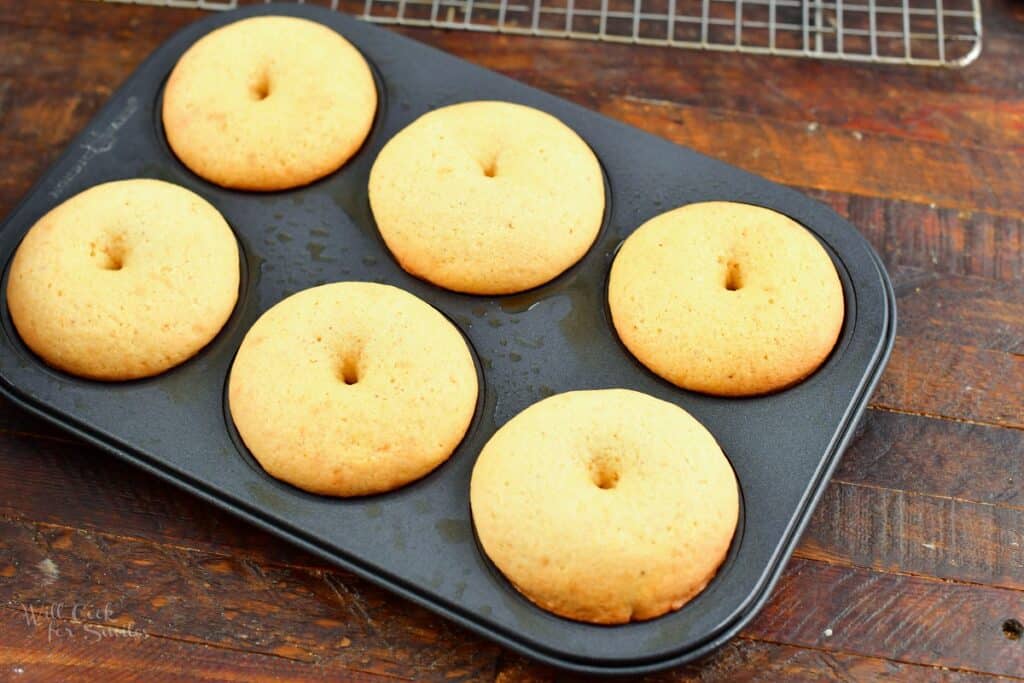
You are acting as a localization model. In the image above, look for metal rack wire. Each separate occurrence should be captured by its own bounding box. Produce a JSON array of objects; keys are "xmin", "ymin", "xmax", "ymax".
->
[{"xmin": 99, "ymin": 0, "xmax": 983, "ymax": 66}]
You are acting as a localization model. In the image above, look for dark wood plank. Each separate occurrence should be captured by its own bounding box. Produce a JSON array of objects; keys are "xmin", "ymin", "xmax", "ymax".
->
[
  {"xmin": 867, "ymin": 268, "xmax": 1024, "ymax": 427},
  {"xmin": 1, "ymin": 610, "xmax": 401, "ymax": 683},
  {"xmin": 0, "ymin": 3, "xmax": 197, "ymax": 217},
  {"xmin": 744, "ymin": 558, "xmax": 1024, "ymax": 678},
  {"xmin": 836, "ymin": 409, "xmax": 1024, "ymax": 507},
  {"xmin": 797, "ymin": 482, "xmax": 1024, "ymax": 590},
  {"xmin": 494, "ymin": 639, "xmax": 1022, "ymax": 682},
  {"xmin": 0, "ymin": 517, "xmax": 500, "ymax": 682},
  {"xmin": 3, "ymin": 515, "xmax": 1022, "ymax": 679},
  {"xmin": 597, "ymin": 95, "xmax": 1024, "ymax": 217},
  {"xmin": 813, "ymin": 192, "xmax": 1024, "ymax": 283},
  {"xmin": 0, "ymin": 428, "xmax": 311, "ymax": 564},
  {"xmin": 887, "ymin": 270, "xmax": 1024, "ymax": 353},
  {"xmin": 872, "ymin": 338, "xmax": 1024, "ymax": 429},
  {"xmin": 0, "ymin": 404, "xmax": 71, "ymax": 442}
]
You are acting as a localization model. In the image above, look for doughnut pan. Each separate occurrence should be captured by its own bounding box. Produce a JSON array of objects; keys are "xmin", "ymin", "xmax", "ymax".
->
[{"xmin": 0, "ymin": 3, "xmax": 895, "ymax": 675}]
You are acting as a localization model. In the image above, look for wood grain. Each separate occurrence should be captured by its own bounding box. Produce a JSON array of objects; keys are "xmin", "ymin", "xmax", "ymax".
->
[
  {"xmin": 0, "ymin": 517, "xmax": 500, "ymax": 681},
  {"xmin": 3, "ymin": 515, "xmax": 1023, "ymax": 679},
  {"xmin": 873, "ymin": 338, "xmax": 1023, "ymax": 429},
  {"xmin": 596, "ymin": 95, "xmax": 1024, "ymax": 218},
  {"xmin": 835, "ymin": 409, "xmax": 1024, "ymax": 507},
  {"xmin": 745, "ymin": 559, "xmax": 1024, "ymax": 677},
  {"xmin": 799, "ymin": 482, "xmax": 1024, "ymax": 590},
  {"xmin": 887, "ymin": 271, "xmax": 1024, "ymax": 352},
  {"xmin": 494, "ymin": 640, "xmax": 1023, "ymax": 682},
  {"xmin": 1, "ymin": 612, "xmax": 403, "ymax": 683},
  {"xmin": 869, "ymin": 269, "xmax": 1024, "ymax": 427},
  {"xmin": 813, "ymin": 193, "xmax": 1024, "ymax": 283}
]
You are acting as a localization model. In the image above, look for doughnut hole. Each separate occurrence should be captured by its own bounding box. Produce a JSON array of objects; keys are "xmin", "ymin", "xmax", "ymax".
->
[
  {"xmin": 724, "ymin": 260, "xmax": 743, "ymax": 291},
  {"xmin": 587, "ymin": 449, "xmax": 622, "ymax": 490},
  {"xmin": 249, "ymin": 68, "xmax": 272, "ymax": 101},
  {"xmin": 480, "ymin": 150, "xmax": 499, "ymax": 178},
  {"xmin": 338, "ymin": 349, "xmax": 361, "ymax": 386},
  {"xmin": 90, "ymin": 233, "xmax": 127, "ymax": 271}
]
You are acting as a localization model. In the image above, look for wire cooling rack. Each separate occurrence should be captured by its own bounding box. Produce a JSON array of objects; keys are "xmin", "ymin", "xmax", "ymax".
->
[{"xmin": 98, "ymin": 0, "xmax": 983, "ymax": 66}]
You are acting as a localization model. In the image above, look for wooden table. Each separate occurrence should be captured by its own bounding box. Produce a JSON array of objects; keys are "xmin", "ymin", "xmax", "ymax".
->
[{"xmin": 1, "ymin": 1, "xmax": 1022, "ymax": 680}]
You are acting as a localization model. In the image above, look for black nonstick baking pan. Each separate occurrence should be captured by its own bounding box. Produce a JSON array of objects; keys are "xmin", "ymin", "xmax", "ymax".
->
[{"xmin": 0, "ymin": 3, "xmax": 895, "ymax": 675}]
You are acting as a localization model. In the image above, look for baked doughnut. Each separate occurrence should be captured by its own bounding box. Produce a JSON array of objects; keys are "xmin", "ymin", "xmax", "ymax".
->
[
  {"xmin": 368, "ymin": 101, "xmax": 604, "ymax": 295},
  {"xmin": 228, "ymin": 282, "xmax": 478, "ymax": 497},
  {"xmin": 608, "ymin": 202, "xmax": 844, "ymax": 396},
  {"xmin": 6, "ymin": 179, "xmax": 240, "ymax": 381},
  {"xmin": 162, "ymin": 16, "xmax": 377, "ymax": 191},
  {"xmin": 471, "ymin": 389, "xmax": 738, "ymax": 624}
]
